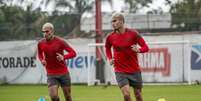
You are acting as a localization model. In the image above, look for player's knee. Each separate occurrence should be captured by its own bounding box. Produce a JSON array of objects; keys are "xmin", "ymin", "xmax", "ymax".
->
[
  {"xmin": 124, "ymin": 94, "xmax": 130, "ymax": 98},
  {"xmin": 123, "ymin": 94, "xmax": 131, "ymax": 101},
  {"xmin": 122, "ymin": 89, "xmax": 130, "ymax": 96},
  {"xmin": 134, "ymin": 91, "xmax": 141, "ymax": 98},
  {"xmin": 123, "ymin": 93, "xmax": 131, "ymax": 98},
  {"xmin": 63, "ymin": 90, "xmax": 71, "ymax": 97},
  {"xmin": 51, "ymin": 96, "xmax": 60, "ymax": 101}
]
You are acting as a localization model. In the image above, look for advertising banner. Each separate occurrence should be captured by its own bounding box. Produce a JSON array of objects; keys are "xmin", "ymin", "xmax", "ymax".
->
[
  {"xmin": 1, "ymin": 39, "xmax": 200, "ymax": 84},
  {"xmin": 190, "ymin": 45, "xmax": 201, "ymax": 82}
]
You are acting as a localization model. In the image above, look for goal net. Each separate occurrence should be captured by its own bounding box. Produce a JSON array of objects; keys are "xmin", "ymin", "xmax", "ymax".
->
[{"xmin": 87, "ymin": 41, "xmax": 191, "ymax": 86}]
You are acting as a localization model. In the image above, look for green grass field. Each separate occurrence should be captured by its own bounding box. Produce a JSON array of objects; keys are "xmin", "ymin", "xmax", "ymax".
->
[{"xmin": 0, "ymin": 84, "xmax": 201, "ymax": 101}]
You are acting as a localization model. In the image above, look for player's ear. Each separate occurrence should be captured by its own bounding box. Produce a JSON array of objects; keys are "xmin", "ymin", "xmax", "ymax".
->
[
  {"xmin": 120, "ymin": 21, "xmax": 124, "ymax": 25},
  {"xmin": 120, "ymin": 18, "xmax": 124, "ymax": 24}
]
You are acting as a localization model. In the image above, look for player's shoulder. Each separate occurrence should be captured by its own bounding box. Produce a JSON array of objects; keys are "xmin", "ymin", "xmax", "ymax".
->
[
  {"xmin": 38, "ymin": 38, "xmax": 46, "ymax": 43},
  {"xmin": 54, "ymin": 36, "xmax": 68, "ymax": 45},
  {"xmin": 126, "ymin": 28, "xmax": 139, "ymax": 34},
  {"xmin": 126, "ymin": 28, "xmax": 142, "ymax": 37},
  {"xmin": 106, "ymin": 31, "xmax": 115, "ymax": 38},
  {"xmin": 55, "ymin": 36, "xmax": 65, "ymax": 42}
]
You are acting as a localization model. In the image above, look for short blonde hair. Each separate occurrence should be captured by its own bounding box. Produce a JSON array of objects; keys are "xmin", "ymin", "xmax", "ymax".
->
[
  {"xmin": 112, "ymin": 12, "xmax": 125, "ymax": 23},
  {"xmin": 42, "ymin": 22, "xmax": 54, "ymax": 30}
]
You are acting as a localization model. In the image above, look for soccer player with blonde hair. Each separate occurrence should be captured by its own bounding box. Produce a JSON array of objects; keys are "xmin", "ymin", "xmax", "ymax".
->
[
  {"xmin": 38, "ymin": 22, "xmax": 76, "ymax": 101},
  {"xmin": 105, "ymin": 13, "xmax": 149, "ymax": 101}
]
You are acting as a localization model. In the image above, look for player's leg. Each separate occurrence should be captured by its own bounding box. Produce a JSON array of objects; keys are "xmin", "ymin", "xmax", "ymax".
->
[
  {"xmin": 121, "ymin": 84, "xmax": 132, "ymax": 101},
  {"xmin": 134, "ymin": 87, "xmax": 143, "ymax": 101},
  {"xmin": 115, "ymin": 72, "xmax": 132, "ymax": 101},
  {"xmin": 48, "ymin": 85, "xmax": 60, "ymax": 101},
  {"xmin": 61, "ymin": 86, "xmax": 72, "ymax": 101},
  {"xmin": 128, "ymin": 72, "xmax": 143, "ymax": 101},
  {"xmin": 59, "ymin": 73, "xmax": 72, "ymax": 101},
  {"xmin": 47, "ymin": 76, "xmax": 60, "ymax": 101}
]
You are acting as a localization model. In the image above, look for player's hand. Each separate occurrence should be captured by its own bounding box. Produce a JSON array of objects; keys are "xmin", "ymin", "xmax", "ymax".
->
[
  {"xmin": 41, "ymin": 59, "xmax": 46, "ymax": 66},
  {"xmin": 109, "ymin": 59, "xmax": 114, "ymax": 66},
  {"xmin": 56, "ymin": 53, "xmax": 64, "ymax": 61},
  {"xmin": 131, "ymin": 45, "xmax": 140, "ymax": 53}
]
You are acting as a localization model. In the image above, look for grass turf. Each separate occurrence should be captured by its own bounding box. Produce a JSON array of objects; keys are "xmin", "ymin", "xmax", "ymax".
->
[{"xmin": 0, "ymin": 84, "xmax": 201, "ymax": 101}]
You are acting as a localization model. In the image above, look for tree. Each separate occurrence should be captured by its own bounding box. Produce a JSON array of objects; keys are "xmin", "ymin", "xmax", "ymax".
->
[
  {"xmin": 20, "ymin": 4, "xmax": 47, "ymax": 39},
  {"xmin": 44, "ymin": 0, "xmax": 93, "ymax": 37},
  {"xmin": 0, "ymin": 0, "xmax": 12, "ymax": 5},
  {"xmin": 0, "ymin": 5, "xmax": 26, "ymax": 40},
  {"xmin": 124, "ymin": 0, "xmax": 152, "ymax": 13},
  {"xmin": 0, "ymin": 3, "xmax": 47, "ymax": 41},
  {"xmin": 47, "ymin": 12, "xmax": 80, "ymax": 37},
  {"xmin": 167, "ymin": 0, "xmax": 201, "ymax": 31},
  {"xmin": 103, "ymin": 0, "xmax": 153, "ymax": 13}
]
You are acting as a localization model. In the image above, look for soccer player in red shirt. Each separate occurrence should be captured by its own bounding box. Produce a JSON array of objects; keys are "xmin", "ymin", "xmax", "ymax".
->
[
  {"xmin": 37, "ymin": 22, "xmax": 76, "ymax": 101},
  {"xmin": 105, "ymin": 13, "xmax": 149, "ymax": 101}
]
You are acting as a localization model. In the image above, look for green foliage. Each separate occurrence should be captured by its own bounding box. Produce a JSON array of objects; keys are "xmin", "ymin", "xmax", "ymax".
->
[
  {"xmin": 45, "ymin": 0, "xmax": 94, "ymax": 36},
  {"xmin": 47, "ymin": 13, "xmax": 80, "ymax": 36},
  {"xmin": 0, "ymin": 5, "xmax": 46, "ymax": 41},
  {"xmin": 124, "ymin": 0, "xmax": 152, "ymax": 13},
  {"xmin": 169, "ymin": 0, "xmax": 201, "ymax": 31},
  {"xmin": 0, "ymin": 0, "xmax": 95, "ymax": 40},
  {"xmin": 0, "ymin": 4, "xmax": 85, "ymax": 40}
]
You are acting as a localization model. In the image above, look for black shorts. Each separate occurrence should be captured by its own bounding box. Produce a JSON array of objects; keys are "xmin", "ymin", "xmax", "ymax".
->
[
  {"xmin": 47, "ymin": 73, "xmax": 71, "ymax": 87},
  {"xmin": 115, "ymin": 72, "xmax": 142, "ymax": 88}
]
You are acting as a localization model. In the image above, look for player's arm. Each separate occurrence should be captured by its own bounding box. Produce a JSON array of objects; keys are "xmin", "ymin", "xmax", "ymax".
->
[
  {"xmin": 37, "ymin": 43, "xmax": 46, "ymax": 66},
  {"xmin": 105, "ymin": 36, "xmax": 114, "ymax": 65},
  {"xmin": 136, "ymin": 34, "xmax": 149, "ymax": 53},
  {"xmin": 62, "ymin": 41, "xmax": 77, "ymax": 60},
  {"xmin": 56, "ymin": 40, "xmax": 76, "ymax": 61}
]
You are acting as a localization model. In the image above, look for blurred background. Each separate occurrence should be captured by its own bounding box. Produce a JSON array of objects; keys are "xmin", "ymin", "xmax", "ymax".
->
[
  {"xmin": 0, "ymin": 0, "xmax": 201, "ymax": 101},
  {"xmin": 0, "ymin": 0, "xmax": 201, "ymax": 40},
  {"xmin": 0, "ymin": 0, "xmax": 201, "ymax": 85}
]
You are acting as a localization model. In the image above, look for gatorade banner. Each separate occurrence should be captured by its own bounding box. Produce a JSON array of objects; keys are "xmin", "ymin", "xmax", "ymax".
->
[{"xmin": 0, "ymin": 41, "xmax": 45, "ymax": 84}]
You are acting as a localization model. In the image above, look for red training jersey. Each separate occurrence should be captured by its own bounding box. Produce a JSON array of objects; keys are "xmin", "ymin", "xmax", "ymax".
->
[
  {"xmin": 105, "ymin": 28, "xmax": 149, "ymax": 73},
  {"xmin": 37, "ymin": 36, "xmax": 76, "ymax": 75}
]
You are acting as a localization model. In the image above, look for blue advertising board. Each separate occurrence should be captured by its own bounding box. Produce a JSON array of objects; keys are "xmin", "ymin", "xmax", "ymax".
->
[{"xmin": 191, "ymin": 45, "xmax": 201, "ymax": 70}]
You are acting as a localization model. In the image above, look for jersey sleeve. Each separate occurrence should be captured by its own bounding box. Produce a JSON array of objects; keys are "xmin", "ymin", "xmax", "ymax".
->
[
  {"xmin": 136, "ymin": 34, "xmax": 149, "ymax": 53},
  {"xmin": 61, "ymin": 40, "xmax": 77, "ymax": 59},
  {"xmin": 37, "ymin": 42, "xmax": 45, "ymax": 62},
  {"xmin": 105, "ymin": 35, "xmax": 113, "ymax": 60}
]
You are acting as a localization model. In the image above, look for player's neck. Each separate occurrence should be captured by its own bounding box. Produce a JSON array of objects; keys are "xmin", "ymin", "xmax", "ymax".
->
[
  {"xmin": 46, "ymin": 35, "xmax": 55, "ymax": 41},
  {"xmin": 117, "ymin": 27, "xmax": 125, "ymax": 34}
]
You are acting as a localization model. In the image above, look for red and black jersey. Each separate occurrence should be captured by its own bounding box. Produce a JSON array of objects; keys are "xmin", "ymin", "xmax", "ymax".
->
[
  {"xmin": 105, "ymin": 28, "xmax": 149, "ymax": 73},
  {"xmin": 38, "ymin": 36, "xmax": 76, "ymax": 75}
]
